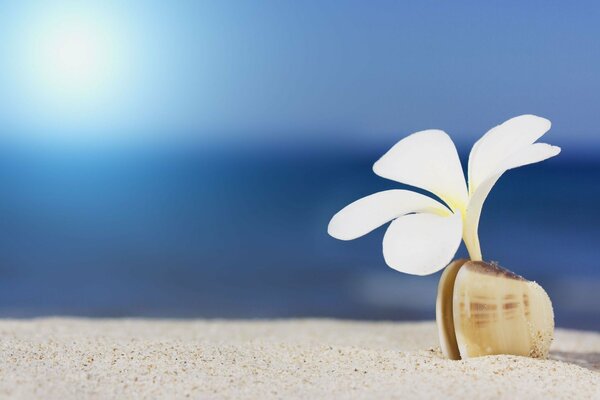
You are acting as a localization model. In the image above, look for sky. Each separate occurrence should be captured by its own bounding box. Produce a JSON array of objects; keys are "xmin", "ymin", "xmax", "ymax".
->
[{"xmin": 0, "ymin": 1, "xmax": 599, "ymax": 151}]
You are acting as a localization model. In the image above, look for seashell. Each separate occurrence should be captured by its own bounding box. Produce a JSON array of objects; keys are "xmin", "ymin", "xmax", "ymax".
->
[{"xmin": 436, "ymin": 259, "xmax": 554, "ymax": 360}]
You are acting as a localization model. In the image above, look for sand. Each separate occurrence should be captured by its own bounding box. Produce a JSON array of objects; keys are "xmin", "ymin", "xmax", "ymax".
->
[{"xmin": 0, "ymin": 319, "xmax": 598, "ymax": 399}]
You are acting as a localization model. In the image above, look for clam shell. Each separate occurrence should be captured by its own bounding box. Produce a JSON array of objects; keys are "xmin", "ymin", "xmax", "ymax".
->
[{"xmin": 436, "ymin": 260, "xmax": 554, "ymax": 360}]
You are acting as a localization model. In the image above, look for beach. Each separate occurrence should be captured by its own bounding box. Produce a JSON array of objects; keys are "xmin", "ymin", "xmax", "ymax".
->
[{"xmin": 0, "ymin": 319, "xmax": 598, "ymax": 399}]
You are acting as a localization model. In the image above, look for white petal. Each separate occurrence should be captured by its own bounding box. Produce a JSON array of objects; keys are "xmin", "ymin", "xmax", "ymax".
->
[
  {"xmin": 468, "ymin": 115, "xmax": 551, "ymax": 193},
  {"xmin": 373, "ymin": 130, "xmax": 468, "ymax": 213},
  {"xmin": 501, "ymin": 143, "xmax": 561, "ymax": 171},
  {"xmin": 464, "ymin": 143, "xmax": 561, "ymax": 261},
  {"xmin": 328, "ymin": 190, "xmax": 450, "ymax": 241},
  {"xmin": 382, "ymin": 212, "xmax": 463, "ymax": 276}
]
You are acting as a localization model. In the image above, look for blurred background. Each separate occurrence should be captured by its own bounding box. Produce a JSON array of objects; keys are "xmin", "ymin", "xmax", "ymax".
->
[{"xmin": 0, "ymin": 1, "xmax": 598, "ymax": 329}]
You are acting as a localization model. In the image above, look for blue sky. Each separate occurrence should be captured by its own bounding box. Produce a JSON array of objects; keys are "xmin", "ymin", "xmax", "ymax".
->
[{"xmin": 0, "ymin": 1, "xmax": 599, "ymax": 151}]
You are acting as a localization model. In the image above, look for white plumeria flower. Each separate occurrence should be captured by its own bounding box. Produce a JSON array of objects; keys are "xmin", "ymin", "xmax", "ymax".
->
[{"xmin": 328, "ymin": 115, "xmax": 561, "ymax": 276}]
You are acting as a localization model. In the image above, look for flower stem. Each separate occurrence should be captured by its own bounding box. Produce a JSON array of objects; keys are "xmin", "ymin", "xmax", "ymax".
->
[{"xmin": 465, "ymin": 237, "xmax": 482, "ymax": 261}]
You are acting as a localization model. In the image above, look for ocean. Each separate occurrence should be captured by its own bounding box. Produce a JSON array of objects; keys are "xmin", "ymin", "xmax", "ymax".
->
[{"xmin": 0, "ymin": 142, "xmax": 598, "ymax": 329}]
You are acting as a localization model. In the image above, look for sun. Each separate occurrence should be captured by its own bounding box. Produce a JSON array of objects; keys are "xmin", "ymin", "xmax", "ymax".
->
[
  {"xmin": 33, "ymin": 17, "xmax": 117, "ymax": 100},
  {"xmin": 40, "ymin": 23, "xmax": 107, "ymax": 93},
  {"xmin": 10, "ymin": 3, "xmax": 128, "ymax": 117},
  {"xmin": 1, "ymin": 3, "xmax": 140, "ymax": 139}
]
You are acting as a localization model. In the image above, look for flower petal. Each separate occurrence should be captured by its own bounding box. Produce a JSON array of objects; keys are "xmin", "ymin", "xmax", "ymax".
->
[
  {"xmin": 372, "ymin": 130, "xmax": 468, "ymax": 213},
  {"xmin": 468, "ymin": 115, "xmax": 551, "ymax": 193},
  {"xmin": 328, "ymin": 190, "xmax": 450, "ymax": 241},
  {"xmin": 501, "ymin": 142, "xmax": 561, "ymax": 170},
  {"xmin": 382, "ymin": 211, "xmax": 463, "ymax": 276},
  {"xmin": 464, "ymin": 143, "xmax": 561, "ymax": 261}
]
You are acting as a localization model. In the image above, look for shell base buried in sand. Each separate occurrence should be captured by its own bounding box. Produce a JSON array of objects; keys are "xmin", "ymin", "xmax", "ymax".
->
[{"xmin": 436, "ymin": 260, "xmax": 554, "ymax": 360}]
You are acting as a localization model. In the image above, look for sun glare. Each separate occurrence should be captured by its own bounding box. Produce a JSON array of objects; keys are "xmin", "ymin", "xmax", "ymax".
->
[
  {"xmin": 12, "ymin": 4, "xmax": 128, "ymax": 120},
  {"xmin": 33, "ymin": 18, "xmax": 116, "ymax": 99},
  {"xmin": 41, "ymin": 23, "xmax": 107, "ymax": 92},
  {"xmin": 0, "ymin": 2, "xmax": 144, "ymax": 141}
]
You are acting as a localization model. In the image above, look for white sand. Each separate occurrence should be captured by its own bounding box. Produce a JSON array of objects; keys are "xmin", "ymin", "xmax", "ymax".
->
[{"xmin": 0, "ymin": 319, "xmax": 598, "ymax": 399}]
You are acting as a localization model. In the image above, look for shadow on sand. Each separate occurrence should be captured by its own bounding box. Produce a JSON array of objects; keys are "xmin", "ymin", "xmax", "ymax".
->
[{"xmin": 551, "ymin": 351, "xmax": 600, "ymax": 372}]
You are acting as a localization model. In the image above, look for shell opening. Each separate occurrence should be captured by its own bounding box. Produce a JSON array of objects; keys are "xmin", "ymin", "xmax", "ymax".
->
[{"xmin": 436, "ymin": 259, "xmax": 468, "ymax": 360}]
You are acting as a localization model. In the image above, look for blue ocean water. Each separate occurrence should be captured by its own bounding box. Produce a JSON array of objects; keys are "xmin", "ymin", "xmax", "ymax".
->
[{"xmin": 0, "ymin": 143, "xmax": 598, "ymax": 329}]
